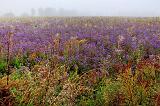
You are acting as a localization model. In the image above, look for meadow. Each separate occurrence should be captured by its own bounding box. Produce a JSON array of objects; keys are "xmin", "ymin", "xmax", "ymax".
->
[{"xmin": 0, "ymin": 17, "xmax": 159, "ymax": 106}]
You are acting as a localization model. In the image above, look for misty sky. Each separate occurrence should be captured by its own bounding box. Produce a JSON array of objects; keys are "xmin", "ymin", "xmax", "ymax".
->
[{"xmin": 0, "ymin": 0, "xmax": 160, "ymax": 16}]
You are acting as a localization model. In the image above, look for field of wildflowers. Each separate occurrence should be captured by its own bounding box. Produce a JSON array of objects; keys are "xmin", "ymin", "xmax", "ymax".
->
[{"xmin": 0, "ymin": 17, "xmax": 159, "ymax": 106}]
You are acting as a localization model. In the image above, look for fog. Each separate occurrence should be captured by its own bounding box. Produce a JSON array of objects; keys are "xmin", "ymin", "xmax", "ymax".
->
[{"xmin": 0, "ymin": 0, "xmax": 160, "ymax": 17}]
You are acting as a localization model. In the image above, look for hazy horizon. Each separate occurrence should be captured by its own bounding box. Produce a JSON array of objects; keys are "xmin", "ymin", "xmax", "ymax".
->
[{"xmin": 0, "ymin": 0, "xmax": 160, "ymax": 17}]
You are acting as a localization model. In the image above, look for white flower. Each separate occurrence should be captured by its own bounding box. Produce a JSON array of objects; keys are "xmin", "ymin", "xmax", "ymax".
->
[
  {"xmin": 118, "ymin": 35, "xmax": 125, "ymax": 42},
  {"xmin": 115, "ymin": 48, "xmax": 124, "ymax": 53},
  {"xmin": 55, "ymin": 33, "xmax": 60, "ymax": 37},
  {"xmin": 132, "ymin": 36, "xmax": 137, "ymax": 42},
  {"xmin": 70, "ymin": 36, "xmax": 78, "ymax": 40}
]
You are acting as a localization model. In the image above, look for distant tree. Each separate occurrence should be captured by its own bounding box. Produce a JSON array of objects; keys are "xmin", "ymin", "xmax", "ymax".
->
[
  {"xmin": 38, "ymin": 8, "xmax": 44, "ymax": 16},
  {"xmin": 37, "ymin": 7, "xmax": 79, "ymax": 16},
  {"xmin": 3, "ymin": 12, "xmax": 15, "ymax": 17},
  {"xmin": 58, "ymin": 8, "xmax": 65, "ymax": 16},
  {"xmin": 44, "ymin": 8, "xmax": 57, "ymax": 16},
  {"xmin": 21, "ymin": 12, "xmax": 29, "ymax": 17},
  {"xmin": 67, "ymin": 10, "xmax": 78, "ymax": 16},
  {"xmin": 31, "ymin": 8, "xmax": 36, "ymax": 16}
]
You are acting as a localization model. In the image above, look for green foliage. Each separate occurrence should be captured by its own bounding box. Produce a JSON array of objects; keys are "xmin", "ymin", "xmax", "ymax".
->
[
  {"xmin": 11, "ymin": 87, "xmax": 24, "ymax": 105},
  {"xmin": 10, "ymin": 71, "xmax": 23, "ymax": 80},
  {"xmin": 76, "ymin": 95, "xmax": 95, "ymax": 106},
  {"xmin": 117, "ymin": 63, "xmax": 158, "ymax": 106},
  {"xmin": 10, "ymin": 57, "xmax": 22, "ymax": 69},
  {"xmin": 21, "ymin": 53, "xmax": 29, "ymax": 66},
  {"xmin": 69, "ymin": 64, "xmax": 79, "ymax": 81},
  {"xmin": 0, "ymin": 59, "xmax": 7, "ymax": 75},
  {"xmin": 92, "ymin": 79, "xmax": 108, "ymax": 106},
  {"xmin": 54, "ymin": 84, "xmax": 63, "ymax": 96}
]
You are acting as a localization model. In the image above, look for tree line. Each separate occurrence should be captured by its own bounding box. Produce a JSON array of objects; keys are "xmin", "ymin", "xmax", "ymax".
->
[{"xmin": 1, "ymin": 8, "xmax": 83, "ymax": 17}]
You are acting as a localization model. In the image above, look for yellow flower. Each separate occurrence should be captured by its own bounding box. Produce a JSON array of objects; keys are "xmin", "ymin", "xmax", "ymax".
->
[
  {"xmin": 79, "ymin": 39, "xmax": 87, "ymax": 45},
  {"xmin": 29, "ymin": 53, "xmax": 37, "ymax": 60}
]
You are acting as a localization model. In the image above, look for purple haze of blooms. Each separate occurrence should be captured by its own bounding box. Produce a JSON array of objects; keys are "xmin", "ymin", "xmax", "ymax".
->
[{"xmin": 0, "ymin": 17, "xmax": 159, "ymax": 68}]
